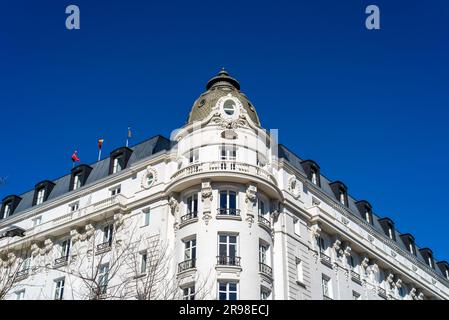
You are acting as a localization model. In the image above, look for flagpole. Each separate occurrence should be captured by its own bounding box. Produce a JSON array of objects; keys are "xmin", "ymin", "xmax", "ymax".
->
[{"xmin": 98, "ymin": 149, "xmax": 102, "ymax": 162}]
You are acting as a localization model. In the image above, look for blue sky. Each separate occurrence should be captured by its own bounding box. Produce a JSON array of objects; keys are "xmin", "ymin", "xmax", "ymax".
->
[{"xmin": 1, "ymin": 1, "xmax": 448, "ymax": 260}]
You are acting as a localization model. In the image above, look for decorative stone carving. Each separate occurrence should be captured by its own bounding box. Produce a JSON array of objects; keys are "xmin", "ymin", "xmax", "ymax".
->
[
  {"xmin": 341, "ymin": 216, "xmax": 349, "ymax": 226},
  {"xmin": 310, "ymin": 223, "xmax": 321, "ymax": 238},
  {"xmin": 410, "ymin": 288, "xmax": 417, "ymax": 299},
  {"xmin": 288, "ymin": 176, "xmax": 301, "ymax": 199},
  {"xmin": 417, "ymin": 292, "xmax": 424, "ymax": 300},
  {"xmin": 361, "ymin": 255, "xmax": 370, "ymax": 270},
  {"xmin": 412, "ymin": 265, "xmax": 418, "ymax": 272},
  {"xmin": 368, "ymin": 235, "xmax": 374, "ymax": 243},
  {"xmin": 81, "ymin": 223, "xmax": 95, "ymax": 241},
  {"xmin": 168, "ymin": 195, "xmax": 180, "ymax": 216},
  {"xmin": 7, "ymin": 252, "xmax": 16, "ymax": 265},
  {"xmin": 343, "ymin": 245, "xmax": 352, "ymax": 257},
  {"xmin": 395, "ymin": 278, "xmax": 403, "ymax": 288},
  {"xmin": 70, "ymin": 228, "xmax": 81, "ymax": 244},
  {"xmin": 42, "ymin": 239, "xmax": 53, "ymax": 255},
  {"xmin": 201, "ymin": 180, "xmax": 213, "ymax": 225},
  {"xmin": 141, "ymin": 165, "xmax": 158, "ymax": 190},
  {"xmin": 31, "ymin": 243, "xmax": 41, "ymax": 258},
  {"xmin": 245, "ymin": 183, "xmax": 257, "ymax": 227},
  {"xmin": 270, "ymin": 201, "xmax": 281, "ymax": 222}
]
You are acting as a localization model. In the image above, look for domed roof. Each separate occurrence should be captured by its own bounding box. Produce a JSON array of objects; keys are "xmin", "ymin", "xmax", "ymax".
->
[{"xmin": 187, "ymin": 69, "xmax": 261, "ymax": 127}]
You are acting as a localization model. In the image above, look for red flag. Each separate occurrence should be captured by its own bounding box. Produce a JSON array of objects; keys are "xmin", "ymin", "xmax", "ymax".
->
[
  {"xmin": 71, "ymin": 151, "xmax": 80, "ymax": 162},
  {"xmin": 98, "ymin": 139, "xmax": 104, "ymax": 150}
]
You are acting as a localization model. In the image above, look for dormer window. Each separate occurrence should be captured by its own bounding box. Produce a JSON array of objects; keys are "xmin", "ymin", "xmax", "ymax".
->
[
  {"xmin": 109, "ymin": 147, "xmax": 133, "ymax": 175},
  {"xmin": 329, "ymin": 181, "xmax": 348, "ymax": 208},
  {"xmin": 32, "ymin": 181, "xmax": 55, "ymax": 207},
  {"xmin": 300, "ymin": 160, "xmax": 321, "ymax": 187},
  {"xmin": 355, "ymin": 200, "xmax": 373, "ymax": 226},
  {"xmin": 1, "ymin": 195, "xmax": 22, "ymax": 220},
  {"xmin": 70, "ymin": 165, "xmax": 93, "ymax": 192},
  {"xmin": 419, "ymin": 248, "xmax": 434, "ymax": 269},
  {"xmin": 409, "ymin": 243, "xmax": 415, "ymax": 255},
  {"xmin": 378, "ymin": 218, "xmax": 396, "ymax": 241},
  {"xmin": 400, "ymin": 234, "xmax": 416, "ymax": 256},
  {"xmin": 365, "ymin": 211, "xmax": 371, "ymax": 224},
  {"xmin": 436, "ymin": 261, "xmax": 449, "ymax": 281}
]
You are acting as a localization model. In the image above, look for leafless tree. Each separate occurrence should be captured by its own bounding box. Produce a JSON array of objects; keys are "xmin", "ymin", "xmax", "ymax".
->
[
  {"xmin": 0, "ymin": 245, "xmax": 32, "ymax": 300},
  {"xmin": 126, "ymin": 234, "xmax": 214, "ymax": 300}
]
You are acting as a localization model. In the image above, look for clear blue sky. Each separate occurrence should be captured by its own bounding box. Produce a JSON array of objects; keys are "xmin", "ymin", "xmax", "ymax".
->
[{"xmin": 1, "ymin": 1, "xmax": 448, "ymax": 260}]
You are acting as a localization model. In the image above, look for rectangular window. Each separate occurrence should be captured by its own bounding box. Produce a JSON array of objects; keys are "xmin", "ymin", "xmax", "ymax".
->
[
  {"xmin": 140, "ymin": 252, "xmax": 147, "ymax": 274},
  {"xmin": 112, "ymin": 156, "xmax": 123, "ymax": 174},
  {"xmin": 61, "ymin": 239, "xmax": 71, "ymax": 258},
  {"xmin": 54, "ymin": 278, "xmax": 65, "ymax": 300},
  {"xmin": 296, "ymin": 258, "xmax": 304, "ymax": 283},
  {"xmin": 445, "ymin": 269, "xmax": 449, "ymax": 280},
  {"xmin": 184, "ymin": 238, "xmax": 197, "ymax": 262},
  {"xmin": 220, "ymin": 145, "xmax": 237, "ymax": 161},
  {"xmin": 258, "ymin": 199, "xmax": 265, "ymax": 216},
  {"xmin": 69, "ymin": 202, "xmax": 79, "ymax": 212},
  {"xmin": 259, "ymin": 243, "xmax": 268, "ymax": 265},
  {"xmin": 311, "ymin": 171, "xmax": 318, "ymax": 185},
  {"xmin": 15, "ymin": 289, "xmax": 25, "ymax": 300},
  {"xmin": 322, "ymin": 275, "xmax": 332, "ymax": 299},
  {"xmin": 349, "ymin": 255, "xmax": 356, "ymax": 269},
  {"xmin": 21, "ymin": 252, "xmax": 31, "ymax": 271},
  {"xmin": 293, "ymin": 218, "xmax": 300, "ymax": 235},
  {"xmin": 339, "ymin": 193, "xmax": 346, "ymax": 206},
  {"xmin": 32, "ymin": 216, "xmax": 42, "ymax": 227},
  {"xmin": 73, "ymin": 174, "xmax": 82, "ymax": 190},
  {"xmin": 187, "ymin": 194, "xmax": 198, "ymax": 215},
  {"xmin": 103, "ymin": 224, "xmax": 114, "ymax": 245},
  {"xmin": 318, "ymin": 236, "xmax": 326, "ymax": 253},
  {"xmin": 188, "ymin": 149, "xmax": 199, "ymax": 164},
  {"xmin": 98, "ymin": 263, "xmax": 109, "ymax": 295},
  {"xmin": 218, "ymin": 282, "xmax": 238, "ymax": 300},
  {"xmin": 219, "ymin": 234, "xmax": 237, "ymax": 258},
  {"xmin": 4, "ymin": 203, "xmax": 11, "ymax": 218},
  {"xmin": 352, "ymin": 291, "xmax": 361, "ymax": 300},
  {"xmin": 111, "ymin": 185, "xmax": 121, "ymax": 196},
  {"xmin": 142, "ymin": 209, "xmax": 150, "ymax": 226},
  {"xmin": 183, "ymin": 286, "xmax": 195, "ymax": 300},
  {"xmin": 36, "ymin": 189, "xmax": 45, "ymax": 205},
  {"xmin": 365, "ymin": 211, "xmax": 371, "ymax": 224},
  {"xmin": 219, "ymin": 190, "xmax": 237, "ymax": 215}
]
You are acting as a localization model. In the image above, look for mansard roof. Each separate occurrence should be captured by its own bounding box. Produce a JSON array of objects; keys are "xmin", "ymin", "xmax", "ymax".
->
[
  {"xmin": 278, "ymin": 144, "xmax": 447, "ymax": 282},
  {"xmin": 0, "ymin": 135, "xmax": 171, "ymax": 220}
]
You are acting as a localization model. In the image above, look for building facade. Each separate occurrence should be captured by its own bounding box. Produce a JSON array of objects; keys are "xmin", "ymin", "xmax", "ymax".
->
[{"xmin": 1, "ymin": 70, "xmax": 449, "ymax": 300}]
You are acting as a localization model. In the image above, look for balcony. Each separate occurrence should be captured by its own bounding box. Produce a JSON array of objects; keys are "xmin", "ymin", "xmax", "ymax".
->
[
  {"xmin": 96, "ymin": 241, "xmax": 112, "ymax": 255},
  {"xmin": 258, "ymin": 215, "xmax": 271, "ymax": 230},
  {"xmin": 180, "ymin": 212, "xmax": 198, "ymax": 226},
  {"xmin": 217, "ymin": 255, "xmax": 241, "ymax": 267},
  {"xmin": 54, "ymin": 256, "xmax": 69, "ymax": 268},
  {"xmin": 178, "ymin": 259, "xmax": 196, "ymax": 273},
  {"xmin": 167, "ymin": 161, "xmax": 279, "ymax": 198},
  {"xmin": 350, "ymin": 270, "xmax": 362, "ymax": 284},
  {"xmin": 217, "ymin": 208, "xmax": 240, "ymax": 217},
  {"xmin": 15, "ymin": 268, "xmax": 29, "ymax": 282},
  {"xmin": 378, "ymin": 287, "xmax": 388, "ymax": 299},
  {"xmin": 320, "ymin": 252, "xmax": 332, "ymax": 267},
  {"xmin": 259, "ymin": 262, "xmax": 272, "ymax": 277}
]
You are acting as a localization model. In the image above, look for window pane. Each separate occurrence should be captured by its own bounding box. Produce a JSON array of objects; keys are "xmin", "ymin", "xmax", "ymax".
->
[
  {"xmin": 220, "ymin": 192, "xmax": 227, "ymax": 209},
  {"xmin": 229, "ymin": 192, "xmax": 236, "ymax": 209}
]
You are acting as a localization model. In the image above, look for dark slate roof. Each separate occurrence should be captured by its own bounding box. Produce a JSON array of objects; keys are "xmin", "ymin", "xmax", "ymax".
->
[
  {"xmin": 1, "ymin": 135, "xmax": 171, "ymax": 220},
  {"xmin": 278, "ymin": 144, "xmax": 448, "ymax": 281}
]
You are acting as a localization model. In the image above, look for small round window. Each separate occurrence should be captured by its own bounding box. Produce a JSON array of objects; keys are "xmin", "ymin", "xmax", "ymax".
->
[{"xmin": 223, "ymin": 100, "xmax": 236, "ymax": 116}]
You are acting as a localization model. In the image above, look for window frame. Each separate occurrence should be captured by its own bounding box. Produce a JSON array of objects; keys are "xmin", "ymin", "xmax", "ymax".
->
[
  {"xmin": 218, "ymin": 281, "xmax": 238, "ymax": 301},
  {"xmin": 54, "ymin": 277, "xmax": 65, "ymax": 300}
]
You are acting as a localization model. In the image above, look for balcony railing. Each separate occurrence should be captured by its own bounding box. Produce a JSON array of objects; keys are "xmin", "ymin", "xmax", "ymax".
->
[
  {"xmin": 259, "ymin": 262, "xmax": 272, "ymax": 277},
  {"xmin": 15, "ymin": 268, "xmax": 29, "ymax": 281},
  {"xmin": 170, "ymin": 161, "xmax": 277, "ymax": 185},
  {"xmin": 217, "ymin": 208, "xmax": 241, "ymax": 216},
  {"xmin": 216, "ymin": 255, "xmax": 241, "ymax": 267},
  {"xmin": 54, "ymin": 256, "xmax": 69, "ymax": 268},
  {"xmin": 350, "ymin": 270, "xmax": 361, "ymax": 283},
  {"xmin": 96, "ymin": 241, "xmax": 112, "ymax": 254},
  {"xmin": 258, "ymin": 215, "xmax": 271, "ymax": 229},
  {"xmin": 180, "ymin": 212, "xmax": 198, "ymax": 223},
  {"xmin": 178, "ymin": 259, "xmax": 196, "ymax": 273},
  {"xmin": 378, "ymin": 287, "xmax": 387, "ymax": 299},
  {"xmin": 320, "ymin": 252, "xmax": 332, "ymax": 266}
]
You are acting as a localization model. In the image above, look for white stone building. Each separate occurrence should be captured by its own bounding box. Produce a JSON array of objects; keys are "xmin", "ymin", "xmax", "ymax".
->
[{"xmin": 1, "ymin": 70, "xmax": 449, "ymax": 300}]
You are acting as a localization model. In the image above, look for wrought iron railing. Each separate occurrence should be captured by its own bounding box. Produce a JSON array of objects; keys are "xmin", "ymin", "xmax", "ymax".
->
[
  {"xmin": 180, "ymin": 212, "xmax": 198, "ymax": 223},
  {"xmin": 217, "ymin": 208, "xmax": 240, "ymax": 216},
  {"xmin": 15, "ymin": 268, "xmax": 29, "ymax": 281},
  {"xmin": 378, "ymin": 287, "xmax": 387, "ymax": 299},
  {"xmin": 216, "ymin": 255, "xmax": 241, "ymax": 267},
  {"xmin": 96, "ymin": 241, "xmax": 112, "ymax": 253},
  {"xmin": 259, "ymin": 262, "xmax": 272, "ymax": 276},
  {"xmin": 320, "ymin": 253, "xmax": 332, "ymax": 265},
  {"xmin": 54, "ymin": 256, "xmax": 69, "ymax": 268},
  {"xmin": 351, "ymin": 270, "xmax": 361, "ymax": 283},
  {"xmin": 258, "ymin": 215, "xmax": 271, "ymax": 229},
  {"xmin": 178, "ymin": 259, "xmax": 196, "ymax": 273}
]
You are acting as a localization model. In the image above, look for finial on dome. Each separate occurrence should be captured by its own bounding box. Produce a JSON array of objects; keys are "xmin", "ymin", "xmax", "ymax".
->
[{"xmin": 206, "ymin": 68, "xmax": 240, "ymax": 90}]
